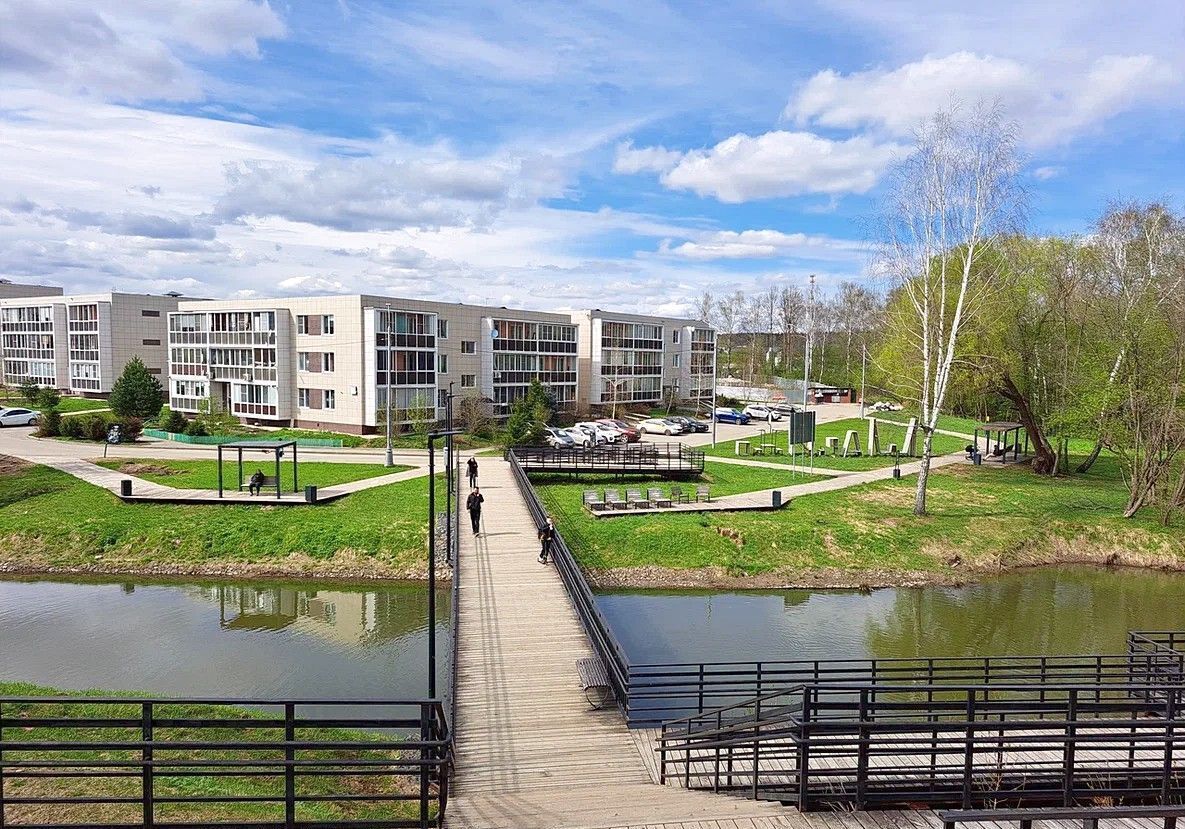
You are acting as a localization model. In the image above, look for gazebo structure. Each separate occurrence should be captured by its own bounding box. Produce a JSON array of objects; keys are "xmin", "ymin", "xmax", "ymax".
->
[
  {"xmin": 973, "ymin": 421, "xmax": 1029, "ymax": 464},
  {"xmin": 216, "ymin": 439, "xmax": 299, "ymax": 499}
]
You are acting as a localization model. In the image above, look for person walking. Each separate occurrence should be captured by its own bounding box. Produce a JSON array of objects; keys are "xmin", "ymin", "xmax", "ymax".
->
[
  {"xmin": 466, "ymin": 456, "xmax": 478, "ymax": 488},
  {"xmin": 466, "ymin": 487, "xmax": 484, "ymax": 535},
  {"xmin": 538, "ymin": 515, "xmax": 556, "ymax": 564}
]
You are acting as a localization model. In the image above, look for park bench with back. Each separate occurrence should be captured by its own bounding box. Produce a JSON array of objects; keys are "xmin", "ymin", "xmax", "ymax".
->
[
  {"xmin": 626, "ymin": 488, "xmax": 651, "ymax": 509},
  {"xmin": 647, "ymin": 487, "xmax": 672, "ymax": 508},
  {"xmin": 695, "ymin": 484, "xmax": 711, "ymax": 502},
  {"xmin": 240, "ymin": 474, "xmax": 279, "ymax": 495},
  {"xmin": 575, "ymin": 656, "xmax": 612, "ymax": 709},
  {"xmin": 604, "ymin": 489, "xmax": 627, "ymax": 510},
  {"xmin": 583, "ymin": 490, "xmax": 607, "ymax": 511},
  {"xmin": 669, "ymin": 484, "xmax": 690, "ymax": 504}
]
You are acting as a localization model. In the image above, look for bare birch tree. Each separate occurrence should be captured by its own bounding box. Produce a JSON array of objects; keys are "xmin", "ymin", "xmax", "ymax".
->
[
  {"xmin": 876, "ymin": 101, "xmax": 1025, "ymax": 515},
  {"xmin": 778, "ymin": 286, "xmax": 805, "ymax": 372},
  {"xmin": 716, "ymin": 290, "xmax": 743, "ymax": 376}
]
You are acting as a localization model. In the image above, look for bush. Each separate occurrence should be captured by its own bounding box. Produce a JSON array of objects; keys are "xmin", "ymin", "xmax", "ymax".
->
[
  {"xmin": 36, "ymin": 408, "xmax": 61, "ymax": 437},
  {"xmin": 37, "ymin": 388, "xmax": 61, "ymax": 410},
  {"xmin": 85, "ymin": 413, "xmax": 113, "ymax": 442},
  {"xmin": 109, "ymin": 357, "xmax": 164, "ymax": 418},
  {"xmin": 60, "ymin": 416, "xmax": 84, "ymax": 440},
  {"xmin": 159, "ymin": 406, "xmax": 187, "ymax": 433},
  {"xmin": 184, "ymin": 419, "xmax": 209, "ymax": 437},
  {"xmin": 119, "ymin": 417, "xmax": 144, "ymax": 442},
  {"xmin": 18, "ymin": 380, "xmax": 40, "ymax": 406}
]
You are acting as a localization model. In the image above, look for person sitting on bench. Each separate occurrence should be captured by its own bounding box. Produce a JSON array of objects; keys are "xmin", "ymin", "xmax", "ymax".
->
[{"xmin": 248, "ymin": 469, "xmax": 265, "ymax": 496}]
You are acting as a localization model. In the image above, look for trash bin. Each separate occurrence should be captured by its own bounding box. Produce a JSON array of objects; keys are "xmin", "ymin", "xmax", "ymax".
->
[
  {"xmin": 120, "ymin": 479, "xmax": 132, "ymax": 497},
  {"xmin": 972, "ymin": 451, "xmax": 982, "ymax": 466},
  {"xmin": 304, "ymin": 485, "xmax": 318, "ymax": 504},
  {"xmin": 772, "ymin": 490, "xmax": 782, "ymax": 508},
  {"xmin": 891, "ymin": 468, "xmax": 901, "ymax": 480}
]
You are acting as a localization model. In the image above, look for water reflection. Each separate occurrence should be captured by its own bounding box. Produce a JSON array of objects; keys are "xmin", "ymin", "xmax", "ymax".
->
[
  {"xmin": 0, "ymin": 577, "xmax": 449, "ymax": 702},
  {"xmin": 597, "ymin": 567, "xmax": 1185, "ymax": 665}
]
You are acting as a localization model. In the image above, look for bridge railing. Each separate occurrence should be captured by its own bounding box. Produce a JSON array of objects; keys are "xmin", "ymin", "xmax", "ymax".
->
[
  {"xmin": 509, "ymin": 443, "xmax": 704, "ymax": 476},
  {"xmin": 0, "ymin": 697, "xmax": 451, "ymax": 828}
]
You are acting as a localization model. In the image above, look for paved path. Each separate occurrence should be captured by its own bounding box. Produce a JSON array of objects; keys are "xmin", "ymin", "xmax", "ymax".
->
[
  {"xmin": 703, "ymin": 454, "xmax": 853, "ymax": 477},
  {"xmin": 448, "ymin": 460, "xmax": 791, "ymax": 829}
]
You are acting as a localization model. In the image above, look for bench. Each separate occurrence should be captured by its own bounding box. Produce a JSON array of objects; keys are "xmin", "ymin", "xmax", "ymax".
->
[
  {"xmin": 695, "ymin": 484, "xmax": 710, "ymax": 502},
  {"xmin": 240, "ymin": 474, "xmax": 278, "ymax": 494},
  {"xmin": 734, "ymin": 440, "xmax": 750, "ymax": 455},
  {"xmin": 576, "ymin": 656, "xmax": 612, "ymax": 709},
  {"xmin": 605, "ymin": 489, "xmax": 627, "ymax": 510},
  {"xmin": 647, "ymin": 487, "xmax": 672, "ymax": 508},
  {"xmin": 583, "ymin": 490, "xmax": 607, "ymax": 511},
  {"xmin": 940, "ymin": 805, "xmax": 1185, "ymax": 829},
  {"xmin": 626, "ymin": 488, "xmax": 651, "ymax": 509}
]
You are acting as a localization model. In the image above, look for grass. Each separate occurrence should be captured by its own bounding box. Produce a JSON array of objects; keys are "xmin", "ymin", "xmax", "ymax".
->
[
  {"xmin": 0, "ymin": 459, "xmax": 435, "ymax": 576},
  {"xmin": 703, "ymin": 417, "xmax": 967, "ymax": 471},
  {"xmin": 871, "ymin": 409, "xmax": 982, "ymax": 436},
  {"xmin": 534, "ymin": 453, "xmax": 1185, "ymax": 580},
  {"xmin": 95, "ymin": 457, "xmax": 409, "ymax": 490},
  {"xmin": 0, "ymin": 395, "xmax": 110, "ymax": 413},
  {"xmin": 0, "ymin": 681, "xmax": 432, "ymax": 825},
  {"xmin": 203, "ymin": 426, "xmax": 501, "ymax": 451}
]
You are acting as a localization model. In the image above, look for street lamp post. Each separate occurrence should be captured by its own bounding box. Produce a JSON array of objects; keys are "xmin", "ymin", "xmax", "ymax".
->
[
  {"xmin": 384, "ymin": 303, "xmax": 394, "ymax": 468},
  {"xmin": 711, "ymin": 333, "xmax": 718, "ymax": 447},
  {"xmin": 445, "ymin": 382, "xmax": 455, "ymax": 567},
  {"xmin": 859, "ymin": 343, "xmax": 867, "ymax": 419},
  {"xmin": 426, "ymin": 428, "xmax": 462, "ymax": 699},
  {"xmin": 802, "ymin": 274, "xmax": 816, "ymax": 410}
]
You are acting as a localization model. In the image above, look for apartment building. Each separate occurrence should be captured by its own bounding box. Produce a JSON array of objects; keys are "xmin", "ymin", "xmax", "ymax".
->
[
  {"xmin": 167, "ymin": 296, "xmax": 583, "ymax": 432},
  {"xmin": 571, "ymin": 309, "xmax": 715, "ymax": 411},
  {"xmin": 0, "ymin": 280, "xmax": 62, "ymax": 300},
  {"xmin": 0, "ymin": 292, "xmax": 179, "ymax": 394}
]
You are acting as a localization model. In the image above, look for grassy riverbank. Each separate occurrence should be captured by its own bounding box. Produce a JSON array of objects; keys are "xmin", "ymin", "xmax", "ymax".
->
[
  {"xmin": 0, "ymin": 458, "xmax": 435, "ymax": 580},
  {"xmin": 96, "ymin": 457, "xmax": 408, "ymax": 490},
  {"xmin": 0, "ymin": 681, "xmax": 430, "ymax": 825},
  {"xmin": 534, "ymin": 454, "xmax": 1185, "ymax": 589},
  {"xmin": 702, "ymin": 417, "xmax": 967, "ymax": 471}
]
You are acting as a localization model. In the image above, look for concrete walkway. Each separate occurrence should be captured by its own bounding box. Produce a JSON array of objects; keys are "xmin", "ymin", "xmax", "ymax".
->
[{"xmin": 704, "ymin": 454, "xmax": 853, "ymax": 477}]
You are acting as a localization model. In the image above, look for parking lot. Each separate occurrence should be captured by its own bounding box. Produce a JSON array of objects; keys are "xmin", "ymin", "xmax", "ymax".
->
[{"xmin": 634, "ymin": 402, "xmax": 864, "ymax": 447}]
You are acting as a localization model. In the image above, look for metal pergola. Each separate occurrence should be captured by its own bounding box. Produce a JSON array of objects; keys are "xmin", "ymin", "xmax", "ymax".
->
[
  {"xmin": 973, "ymin": 420, "xmax": 1028, "ymax": 463},
  {"xmin": 216, "ymin": 439, "xmax": 299, "ymax": 499}
]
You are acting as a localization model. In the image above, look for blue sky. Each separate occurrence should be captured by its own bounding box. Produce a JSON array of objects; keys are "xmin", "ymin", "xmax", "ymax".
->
[{"xmin": 1, "ymin": 0, "xmax": 1182, "ymax": 314}]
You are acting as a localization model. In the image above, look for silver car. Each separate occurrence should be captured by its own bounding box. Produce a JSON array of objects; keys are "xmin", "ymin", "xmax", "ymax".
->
[{"xmin": 0, "ymin": 407, "xmax": 39, "ymax": 427}]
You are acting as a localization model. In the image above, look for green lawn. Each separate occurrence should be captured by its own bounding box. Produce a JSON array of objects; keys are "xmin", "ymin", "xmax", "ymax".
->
[
  {"xmin": 1, "ymin": 395, "xmax": 110, "ymax": 413},
  {"xmin": 871, "ymin": 410, "xmax": 982, "ymax": 436},
  {"xmin": 96, "ymin": 457, "xmax": 409, "ymax": 490},
  {"xmin": 535, "ymin": 453, "xmax": 1184, "ymax": 580},
  {"xmin": 703, "ymin": 417, "xmax": 967, "ymax": 471},
  {"xmin": 0, "ymin": 681, "xmax": 430, "ymax": 825},
  {"xmin": 198, "ymin": 426, "xmax": 501, "ymax": 451},
  {"xmin": 0, "ymin": 460, "xmax": 435, "ymax": 577}
]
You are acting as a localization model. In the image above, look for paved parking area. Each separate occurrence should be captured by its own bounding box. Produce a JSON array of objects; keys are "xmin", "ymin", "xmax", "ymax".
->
[{"xmin": 636, "ymin": 403, "xmax": 865, "ymax": 447}]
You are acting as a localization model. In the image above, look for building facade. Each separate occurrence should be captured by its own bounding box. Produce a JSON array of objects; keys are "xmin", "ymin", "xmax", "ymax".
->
[
  {"xmin": 0, "ymin": 293, "xmax": 178, "ymax": 394},
  {"xmin": 0, "ymin": 280, "xmax": 63, "ymax": 300}
]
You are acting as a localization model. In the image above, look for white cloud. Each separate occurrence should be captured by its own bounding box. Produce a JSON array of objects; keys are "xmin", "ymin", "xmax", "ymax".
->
[
  {"xmin": 1032, "ymin": 166, "xmax": 1063, "ymax": 181},
  {"xmin": 0, "ymin": 0, "xmax": 285, "ymax": 102},
  {"xmin": 785, "ymin": 51, "xmax": 1179, "ymax": 146},
  {"xmin": 644, "ymin": 131, "xmax": 906, "ymax": 202},
  {"xmin": 613, "ymin": 142, "xmax": 683, "ymax": 175},
  {"xmin": 659, "ymin": 229, "xmax": 871, "ymax": 261}
]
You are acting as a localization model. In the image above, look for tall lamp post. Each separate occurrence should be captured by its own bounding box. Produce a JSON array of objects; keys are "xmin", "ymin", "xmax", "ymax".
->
[
  {"xmin": 384, "ymin": 303, "xmax": 394, "ymax": 468},
  {"xmin": 445, "ymin": 382, "xmax": 455, "ymax": 567},
  {"xmin": 859, "ymin": 343, "xmax": 867, "ymax": 419},
  {"xmin": 711, "ymin": 332, "xmax": 718, "ymax": 447},
  {"xmin": 426, "ymin": 428, "xmax": 461, "ymax": 699},
  {"xmin": 802, "ymin": 274, "xmax": 816, "ymax": 410}
]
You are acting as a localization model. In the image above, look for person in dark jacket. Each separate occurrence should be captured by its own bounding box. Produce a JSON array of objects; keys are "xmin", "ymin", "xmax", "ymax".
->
[
  {"xmin": 248, "ymin": 469, "xmax": 265, "ymax": 496},
  {"xmin": 538, "ymin": 515, "xmax": 557, "ymax": 564},
  {"xmin": 466, "ymin": 487, "xmax": 484, "ymax": 535},
  {"xmin": 466, "ymin": 456, "xmax": 478, "ymax": 488}
]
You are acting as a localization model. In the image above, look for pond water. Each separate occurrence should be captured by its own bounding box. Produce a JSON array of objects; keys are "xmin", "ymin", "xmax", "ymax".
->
[
  {"xmin": 0, "ymin": 577, "xmax": 450, "ymax": 702},
  {"xmin": 596, "ymin": 567, "xmax": 1185, "ymax": 665}
]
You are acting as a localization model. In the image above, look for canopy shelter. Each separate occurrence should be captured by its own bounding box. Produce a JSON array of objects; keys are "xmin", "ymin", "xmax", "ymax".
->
[
  {"xmin": 973, "ymin": 421, "xmax": 1028, "ymax": 464},
  {"xmin": 216, "ymin": 439, "xmax": 299, "ymax": 499}
]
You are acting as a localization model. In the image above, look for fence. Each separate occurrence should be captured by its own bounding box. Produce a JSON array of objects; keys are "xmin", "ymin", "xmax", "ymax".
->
[
  {"xmin": 510, "ymin": 443, "xmax": 704, "ymax": 477},
  {"xmin": 144, "ymin": 428, "xmax": 344, "ymax": 448},
  {"xmin": 0, "ymin": 697, "xmax": 451, "ymax": 828}
]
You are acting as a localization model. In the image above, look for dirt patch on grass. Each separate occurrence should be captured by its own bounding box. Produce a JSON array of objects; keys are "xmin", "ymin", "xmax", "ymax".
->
[
  {"xmin": 0, "ymin": 454, "xmax": 32, "ymax": 475},
  {"xmin": 587, "ymin": 563, "xmax": 957, "ymax": 590},
  {"xmin": 114, "ymin": 461, "xmax": 181, "ymax": 477}
]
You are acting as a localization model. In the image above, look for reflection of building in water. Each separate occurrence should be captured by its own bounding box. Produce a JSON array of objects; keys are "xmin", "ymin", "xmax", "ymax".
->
[{"xmin": 190, "ymin": 585, "xmax": 437, "ymax": 646}]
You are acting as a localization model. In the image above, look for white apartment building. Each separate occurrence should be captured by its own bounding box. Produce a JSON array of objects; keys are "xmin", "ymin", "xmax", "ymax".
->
[
  {"xmin": 571, "ymin": 309, "xmax": 716, "ymax": 412},
  {"xmin": 0, "ymin": 280, "xmax": 62, "ymax": 300},
  {"xmin": 0, "ymin": 292, "xmax": 179, "ymax": 394}
]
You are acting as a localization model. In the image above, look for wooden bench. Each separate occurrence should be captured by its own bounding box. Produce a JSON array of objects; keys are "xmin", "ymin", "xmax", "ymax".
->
[
  {"xmin": 240, "ymin": 474, "xmax": 278, "ymax": 494},
  {"xmin": 576, "ymin": 656, "xmax": 612, "ymax": 709},
  {"xmin": 583, "ymin": 490, "xmax": 607, "ymax": 511},
  {"xmin": 940, "ymin": 805, "xmax": 1185, "ymax": 829},
  {"xmin": 647, "ymin": 487, "xmax": 672, "ymax": 508}
]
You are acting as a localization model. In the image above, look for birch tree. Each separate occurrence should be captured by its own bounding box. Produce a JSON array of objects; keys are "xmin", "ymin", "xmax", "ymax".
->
[{"xmin": 876, "ymin": 101, "xmax": 1025, "ymax": 515}]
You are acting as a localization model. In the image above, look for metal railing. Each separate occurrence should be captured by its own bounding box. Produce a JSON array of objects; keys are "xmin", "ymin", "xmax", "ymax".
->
[
  {"xmin": 659, "ymin": 680, "xmax": 1185, "ymax": 810},
  {"xmin": 510, "ymin": 443, "xmax": 704, "ymax": 476},
  {"xmin": 0, "ymin": 697, "xmax": 451, "ymax": 828}
]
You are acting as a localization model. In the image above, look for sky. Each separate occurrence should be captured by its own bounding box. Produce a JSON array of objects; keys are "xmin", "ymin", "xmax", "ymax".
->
[{"xmin": 1, "ymin": 0, "xmax": 1182, "ymax": 316}]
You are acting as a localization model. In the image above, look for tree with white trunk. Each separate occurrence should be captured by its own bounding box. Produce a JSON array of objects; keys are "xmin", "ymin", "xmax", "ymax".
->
[{"xmin": 875, "ymin": 101, "xmax": 1026, "ymax": 516}]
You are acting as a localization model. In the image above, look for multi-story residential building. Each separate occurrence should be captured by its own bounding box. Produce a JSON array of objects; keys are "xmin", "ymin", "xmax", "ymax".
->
[
  {"xmin": 571, "ymin": 309, "xmax": 715, "ymax": 412},
  {"xmin": 167, "ymin": 296, "xmax": 585, "ymax": 432},
  {"xmin": 0, "ymin": 293, "xmax": 179, "ymax": 394},
  {"xmin": 0, "ymin": 280, "xmax": 63, "ymax": 300}
]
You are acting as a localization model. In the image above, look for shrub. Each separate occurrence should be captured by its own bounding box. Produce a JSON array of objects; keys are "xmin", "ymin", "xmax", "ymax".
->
[
  {"xmin": 37, "ymin": 388, "xmax": 61, "ymax": 410},
  {"xmin": 119, "ymin": 417, "xmax": 144, "ymax": 443},
  {"xmin": 109, "ymin": 357, "xmax": 164, "ymax": 419},
  {"xmin": 85, "ymin": 413, "xmax": 113, "ymax": 442},
  {"xmin": 159, "ymin": 406, "xmax": 187, "ymax": 433},
  {"xmin": 36, "ymin": 408, "xmax": 62, "ymax": 437},
  {"xmin": 184, "ymin": 419, "xmax": 209, "ymax": 437},
  {"xmin": 18, "ymin": 380, "xmax": 40, "ymax": 406},
  {"xmin": 60, "ymin": 416, "xmax": 84, "ymax": 439}
]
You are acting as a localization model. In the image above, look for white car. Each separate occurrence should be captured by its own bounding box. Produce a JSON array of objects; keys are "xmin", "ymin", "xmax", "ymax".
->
[
  {"xmin": 0, "ymin": 407, "xmax": 39, "ymax": 427},
  {"xmin": 638, "ymin": 417, "xmax": 682, "ymax": 436},
  {"xmin": 576, "ymin": 421, "xmax": 620, "ymax": 444},
  {"xmin": 564, "ymin": 426, "xmax": 600, "ymax": 447},
  {"xmin": 743, "ymin": 404, "xmax": 782, "ymax": 421}
]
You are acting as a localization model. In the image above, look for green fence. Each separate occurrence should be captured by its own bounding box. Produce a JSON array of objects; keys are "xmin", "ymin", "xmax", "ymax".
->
[{"xmin": 143, "ymin": 428, "xmax": 344, "ymax": 448}]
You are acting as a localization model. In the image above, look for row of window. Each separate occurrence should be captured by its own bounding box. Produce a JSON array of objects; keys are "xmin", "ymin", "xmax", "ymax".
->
[
  {"xmin": 296, "ymin": 314, "xmax": 335, "ymax": 335},
  {"xmin": 298, "ymin": 388, "xmax": 336, "ymax": 409},
  {"xmin": 298, "ymin": 352, "xmax": 335, "ymax": 373}
]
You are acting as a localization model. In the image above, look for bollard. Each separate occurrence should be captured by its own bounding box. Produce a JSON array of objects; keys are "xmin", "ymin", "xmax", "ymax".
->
[
  {"xmin": 772, "ymin": 490, "xmax": 782, "ymax": 508},
  {"xmin": 972, "ymin": 451, "xmax": 983, "ymax": 466},
  {"xmin": 120, "ymin": 479, "xmax": 132, "ymax": 497},
  {"xmin": 304, "ymin": 485, "xmax": 318, "ymax": 504},
  {"xmin": 891, "ymin": 468, "xmax": 901, "ymax": 480}
]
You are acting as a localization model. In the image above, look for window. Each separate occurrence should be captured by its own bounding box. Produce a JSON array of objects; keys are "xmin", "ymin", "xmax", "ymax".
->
[
  {"xmin": 323, "ymin": 389, "xmax": 335, "ymax": 409},
  {"xmin": 298, "ymin": 388, "xmax": 311, "ymax": 408},
  {"xmin": 141, "ymin": 310, "xmax": 160, "ymax": 317},
  {"xmin": 672, "ymin": 354, "xmax": 681, "ymax": 368},
  {"xmin": 437, "ymin": 353, "xmax": 447, "ymax": 374},
  {"xmin": 672, "ymin": 329, "xmax": 680, "ymax": 344},
  {"xmin": 147, "ymin": 368, "xmax": 161, "ymax": 374},
  {"xmin": 461, "ymin": 340, "xmax": 476, "ymax": 354},
  {"xmin": 438, "ymin": 389, "xmax": 448, "ymax": 407},
  {"xmin": 322, "ymin": 352, "xmax": 335, "ymax": 372},
  {"xmin": 321, "ymin": 314, "xmax": 334, "ymax": 335},
  {"xmin": 297, "ymin": 315, "xmax": 309, "ymax": 334},
  {"xmin": 460, "ymin": 374, "xmax": 476, "ymax": 388},
  {"xmin": 437, "ymin": 319, "xmax": 448, "ymax": 338},
  {"xmin": 298, "ymin": 352, "xmax": 310, "ymax": 371},
  {"xmin": 142, "ymin": 338, "xmax": 161, "ymax": 346}
]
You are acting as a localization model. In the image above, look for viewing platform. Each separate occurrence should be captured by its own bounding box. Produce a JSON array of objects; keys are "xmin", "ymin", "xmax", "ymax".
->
[{"xmin": 510, "ymin": 442, "xmax": 705, "ymax": 477}]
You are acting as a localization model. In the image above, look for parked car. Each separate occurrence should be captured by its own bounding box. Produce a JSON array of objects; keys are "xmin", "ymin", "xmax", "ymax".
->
[
  {"xmin": 742, "ymin": 404, "xmax": 781, "ymax": 421},
  {"xmin": 666, "ymin": 415, "xmax": 709, "ymax": 433},
  {"xmin": 0, "ymin": 407, "xmax": 39, "ymax": 427},
  {"xmin": 597, "ymin": 418, "xmax": 640, "ymax": 442},
  {"xmin": 769, "ymin": 403, "xmax": 799, "ymax": 416},
  {"xmin": 638, "ymin": 417, "xmax": 682, "ymax": 436},
  {"xmin": 713, "ymin": 407, "xmax": 751, "ymax": 425},
  {"xmin": 869, "ymin": 401, "xmax": 904, "ymax": 412},
  {"xmin": 544, "ymin": 427, "xmax": 575, "ymax": 448},
  {"xmin": 563, "ymin": 426, "xmax": 597, "ymax": 447},
  {"xmin": 576, "ymin": 421, "xmax": 621, "ymax": 444}
]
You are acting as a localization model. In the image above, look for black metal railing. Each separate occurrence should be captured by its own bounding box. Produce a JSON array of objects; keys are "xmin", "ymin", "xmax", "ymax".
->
[
  {"xmin": 509, "ymin": 443, "xmax": 704, "ymax": 476},
  {"xmin": 940, "ymin": 803, "xmax": 1185, "ymax": 829},
  {"xmin": 659, "ymin": 680, "xmax": 1185, "ymax": 811},
  {"xmin": 0, "ymin": 697, "xmax": 451, "ymax": 828}
]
